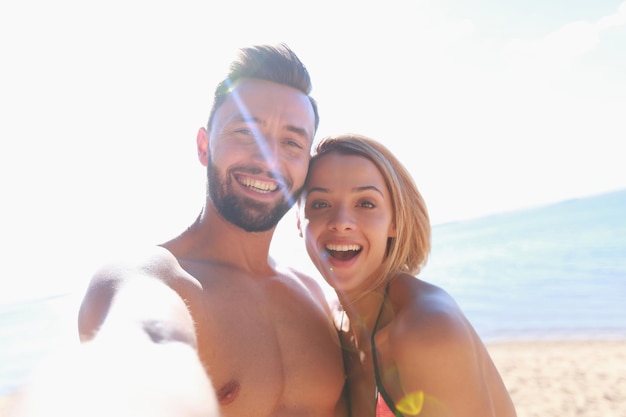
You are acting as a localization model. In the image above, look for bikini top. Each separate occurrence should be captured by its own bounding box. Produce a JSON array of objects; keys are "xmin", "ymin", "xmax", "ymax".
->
[
  {"xmin": 340, "ymin": 285, "xmax": 405, "ymax": 417},
  {"xmin": 376, "ymin": 391, "xmax": 401, "ymax": 417},
  {"xmin": 372, "ymin": 284, "xmax": 405, "ymax": 417}
]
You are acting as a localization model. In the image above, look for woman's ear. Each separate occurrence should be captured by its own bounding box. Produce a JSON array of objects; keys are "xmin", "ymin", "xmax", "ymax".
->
[
  {"xmin": 196, "ymin": 127, "xmax": 209, "ymax": 167},
  {"xmin": 297, "ymin": 216, "xmax": 303, "ymax": 238}
]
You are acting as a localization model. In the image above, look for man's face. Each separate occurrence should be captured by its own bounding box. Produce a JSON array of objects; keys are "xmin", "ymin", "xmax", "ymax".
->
[{"xmin": 206, "ymin": 79, "xmax": 315, "ymax": 232}]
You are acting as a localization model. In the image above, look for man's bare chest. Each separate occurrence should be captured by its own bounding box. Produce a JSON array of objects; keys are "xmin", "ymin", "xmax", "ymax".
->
[{"xmin": 180, "ymin": 265, "xmax": 345, "ymax": 413}]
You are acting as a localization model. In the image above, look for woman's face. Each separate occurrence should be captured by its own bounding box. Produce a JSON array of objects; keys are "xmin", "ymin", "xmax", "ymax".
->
[{"xmin": 299, "ymin": 153, "xmax": 396, "ymax": 295}]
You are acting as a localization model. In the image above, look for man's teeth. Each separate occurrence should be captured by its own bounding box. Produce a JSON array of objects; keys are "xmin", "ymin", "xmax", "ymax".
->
[
  {"xmin": 326, "ymin": 243, "xmax": 362, "ymax": 252},
  {"xmin": 239, "ymin": 178, "xmax": 278, "ymax": 193}
]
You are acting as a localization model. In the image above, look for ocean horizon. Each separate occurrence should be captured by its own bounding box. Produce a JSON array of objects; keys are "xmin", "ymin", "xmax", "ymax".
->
[
  {"xmin": 423, "ymin": 188, "xmax": 626, "ymax": 342},
  {"xmin": 1, "ymin": 188, "xmax": 625, "ymax": 396}
]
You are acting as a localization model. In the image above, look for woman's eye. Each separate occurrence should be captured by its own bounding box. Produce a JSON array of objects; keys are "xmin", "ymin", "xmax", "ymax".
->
[
  {"xmin": 359, "ymin": 201, "xmax": 376, "ymax": 209},
  {"xmin": 310, "ymin": 201, "xmax": 329, "ymax": 209}
]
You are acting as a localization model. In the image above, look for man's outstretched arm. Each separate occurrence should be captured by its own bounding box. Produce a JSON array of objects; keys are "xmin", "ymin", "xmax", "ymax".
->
[{"xmin": 9, "ymin": 271, "xmax": 220, "ymax": 417}]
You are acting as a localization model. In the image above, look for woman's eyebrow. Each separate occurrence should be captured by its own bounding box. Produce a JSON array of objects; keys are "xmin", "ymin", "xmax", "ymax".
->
[
  {"xmin": 306, "ymin": 186, "xmax": 330, "ymax": 195},
  {"xmin": 353, "ymin": 185, "xmax": 384, "ymax": 197},
  {"xmin": 306, "ymin": 185, "xmax": 384, "ymax": 196}
]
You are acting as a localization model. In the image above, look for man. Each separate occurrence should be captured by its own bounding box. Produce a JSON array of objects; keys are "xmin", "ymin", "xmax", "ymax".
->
[{"xmin": 10, "ymin": 44, "xmax": 346, "ymax": 417}]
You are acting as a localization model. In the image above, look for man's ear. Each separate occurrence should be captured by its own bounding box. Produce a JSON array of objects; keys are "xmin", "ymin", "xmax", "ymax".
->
[{"xmin": 196, "ymin": 127, "xmax": 209, "ymax": 167}]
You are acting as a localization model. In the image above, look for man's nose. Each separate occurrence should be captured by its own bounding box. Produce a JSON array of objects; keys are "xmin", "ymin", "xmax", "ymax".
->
[{"xmin": 251, "ymin": 132, "xmax": 279, "ymax": 168}]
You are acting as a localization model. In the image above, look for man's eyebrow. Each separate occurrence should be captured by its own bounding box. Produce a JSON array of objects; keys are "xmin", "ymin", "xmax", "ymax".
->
[
  {"xmin": 232, "ymin": 114, "xmax": 263, "ymax": 124},
  {"xmin": 285, "ymin": 124, "xmax": 311, "ymax": 140},
  {"xmin": 232, "ymin": 115, "xmax": 311, "ymax": 139}
]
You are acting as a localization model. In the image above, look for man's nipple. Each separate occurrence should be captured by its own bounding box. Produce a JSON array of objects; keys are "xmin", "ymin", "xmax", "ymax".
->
[{"xmin": 217, "ymin": 379, "xmax": 240, "ymax": 406}]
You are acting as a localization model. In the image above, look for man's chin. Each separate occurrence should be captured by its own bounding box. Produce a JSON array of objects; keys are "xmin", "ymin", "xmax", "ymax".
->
[{"xmin": 226, "ymin": 209, "xmax": 283, "ymax": 233}]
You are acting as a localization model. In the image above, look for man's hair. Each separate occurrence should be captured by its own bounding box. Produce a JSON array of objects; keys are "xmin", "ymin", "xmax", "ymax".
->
[
  {"xmin": 207, "ymin": 43, "xmax": 319, "ymax": 132},
  {"xmin": 305, "ymin": 133, "xmax": 431, "ymax": 289}
]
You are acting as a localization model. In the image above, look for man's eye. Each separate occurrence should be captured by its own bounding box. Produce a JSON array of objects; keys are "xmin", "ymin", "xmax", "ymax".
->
[{"xmin": 286, "ymin": 139, "xmax": 303, "ymax": 149}]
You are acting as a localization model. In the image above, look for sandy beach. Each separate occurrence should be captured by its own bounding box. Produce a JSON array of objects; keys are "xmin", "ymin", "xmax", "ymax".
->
[
  {"xmin": 1, "ymin": 339, "xmax": 625, "ymax": 417},
  {"xmin": 487, "ymin": 339, "xmax": 626, "ymax": 417}
]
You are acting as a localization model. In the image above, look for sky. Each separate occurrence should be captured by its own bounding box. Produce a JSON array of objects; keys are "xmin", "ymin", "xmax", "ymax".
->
[{"xmin": 1, "ymin": 0, "xmax": 625, "ymax": 303}]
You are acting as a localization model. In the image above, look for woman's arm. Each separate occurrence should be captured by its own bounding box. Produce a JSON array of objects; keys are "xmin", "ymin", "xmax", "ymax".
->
[{"xmin": 391, "ymin": 286, "xmax": 516, "ymax": 417}]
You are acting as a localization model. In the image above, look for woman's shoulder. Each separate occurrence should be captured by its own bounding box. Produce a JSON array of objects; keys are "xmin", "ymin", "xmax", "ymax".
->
[{"xmin": 389, "ymin": 274, "xmax": 473, "ymax": 352}]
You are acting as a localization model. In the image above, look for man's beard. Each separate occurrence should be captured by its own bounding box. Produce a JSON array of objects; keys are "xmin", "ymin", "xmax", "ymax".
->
[{"xmin": 207, "ymin": 161, "xmax": 299, "ymax": 232}]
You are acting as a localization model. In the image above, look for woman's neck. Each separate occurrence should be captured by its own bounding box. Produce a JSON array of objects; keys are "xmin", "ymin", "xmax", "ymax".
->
[{"xmin": 339, "ymin": 284, "xmax": 389, "ymax": 348}]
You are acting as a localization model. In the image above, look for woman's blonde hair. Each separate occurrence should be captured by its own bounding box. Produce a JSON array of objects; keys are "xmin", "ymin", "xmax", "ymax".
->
[{"xmin": 306, "ymin": 133, "xmax": 431, "ymax": 289}]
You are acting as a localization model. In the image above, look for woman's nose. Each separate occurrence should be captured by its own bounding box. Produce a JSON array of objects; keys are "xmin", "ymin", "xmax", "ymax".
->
[{"xmin": 329, "ymin": 206, "xmax": 355, "ymax": 231}]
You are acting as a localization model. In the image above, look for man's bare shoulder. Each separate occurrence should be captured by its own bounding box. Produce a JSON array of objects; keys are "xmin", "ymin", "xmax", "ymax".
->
[
  {"xmin": 78, "ymin": 246, "xmax": 201, "ymax": 340},
  {"xmin": 279, "ymin": 265, "xmax": 330, "ymax": 304},
  {"xmin": 84, "ymin": 246, "xmax": 208, "ymax": 298},
  {"xmin": 90, "ymin": 246, "xmax": 181, "ymax": 279}
]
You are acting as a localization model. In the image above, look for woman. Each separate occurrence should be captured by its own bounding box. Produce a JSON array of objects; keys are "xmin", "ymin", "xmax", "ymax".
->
[{"xmin": 298, "ymin": 134, "xmax": 517, "ymax": 417}]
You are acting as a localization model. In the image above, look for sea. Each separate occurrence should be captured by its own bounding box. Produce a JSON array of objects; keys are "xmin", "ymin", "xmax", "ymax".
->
[{"xmin": 1, "ymin": 188, "xmax": 625, "ymax": 397}]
